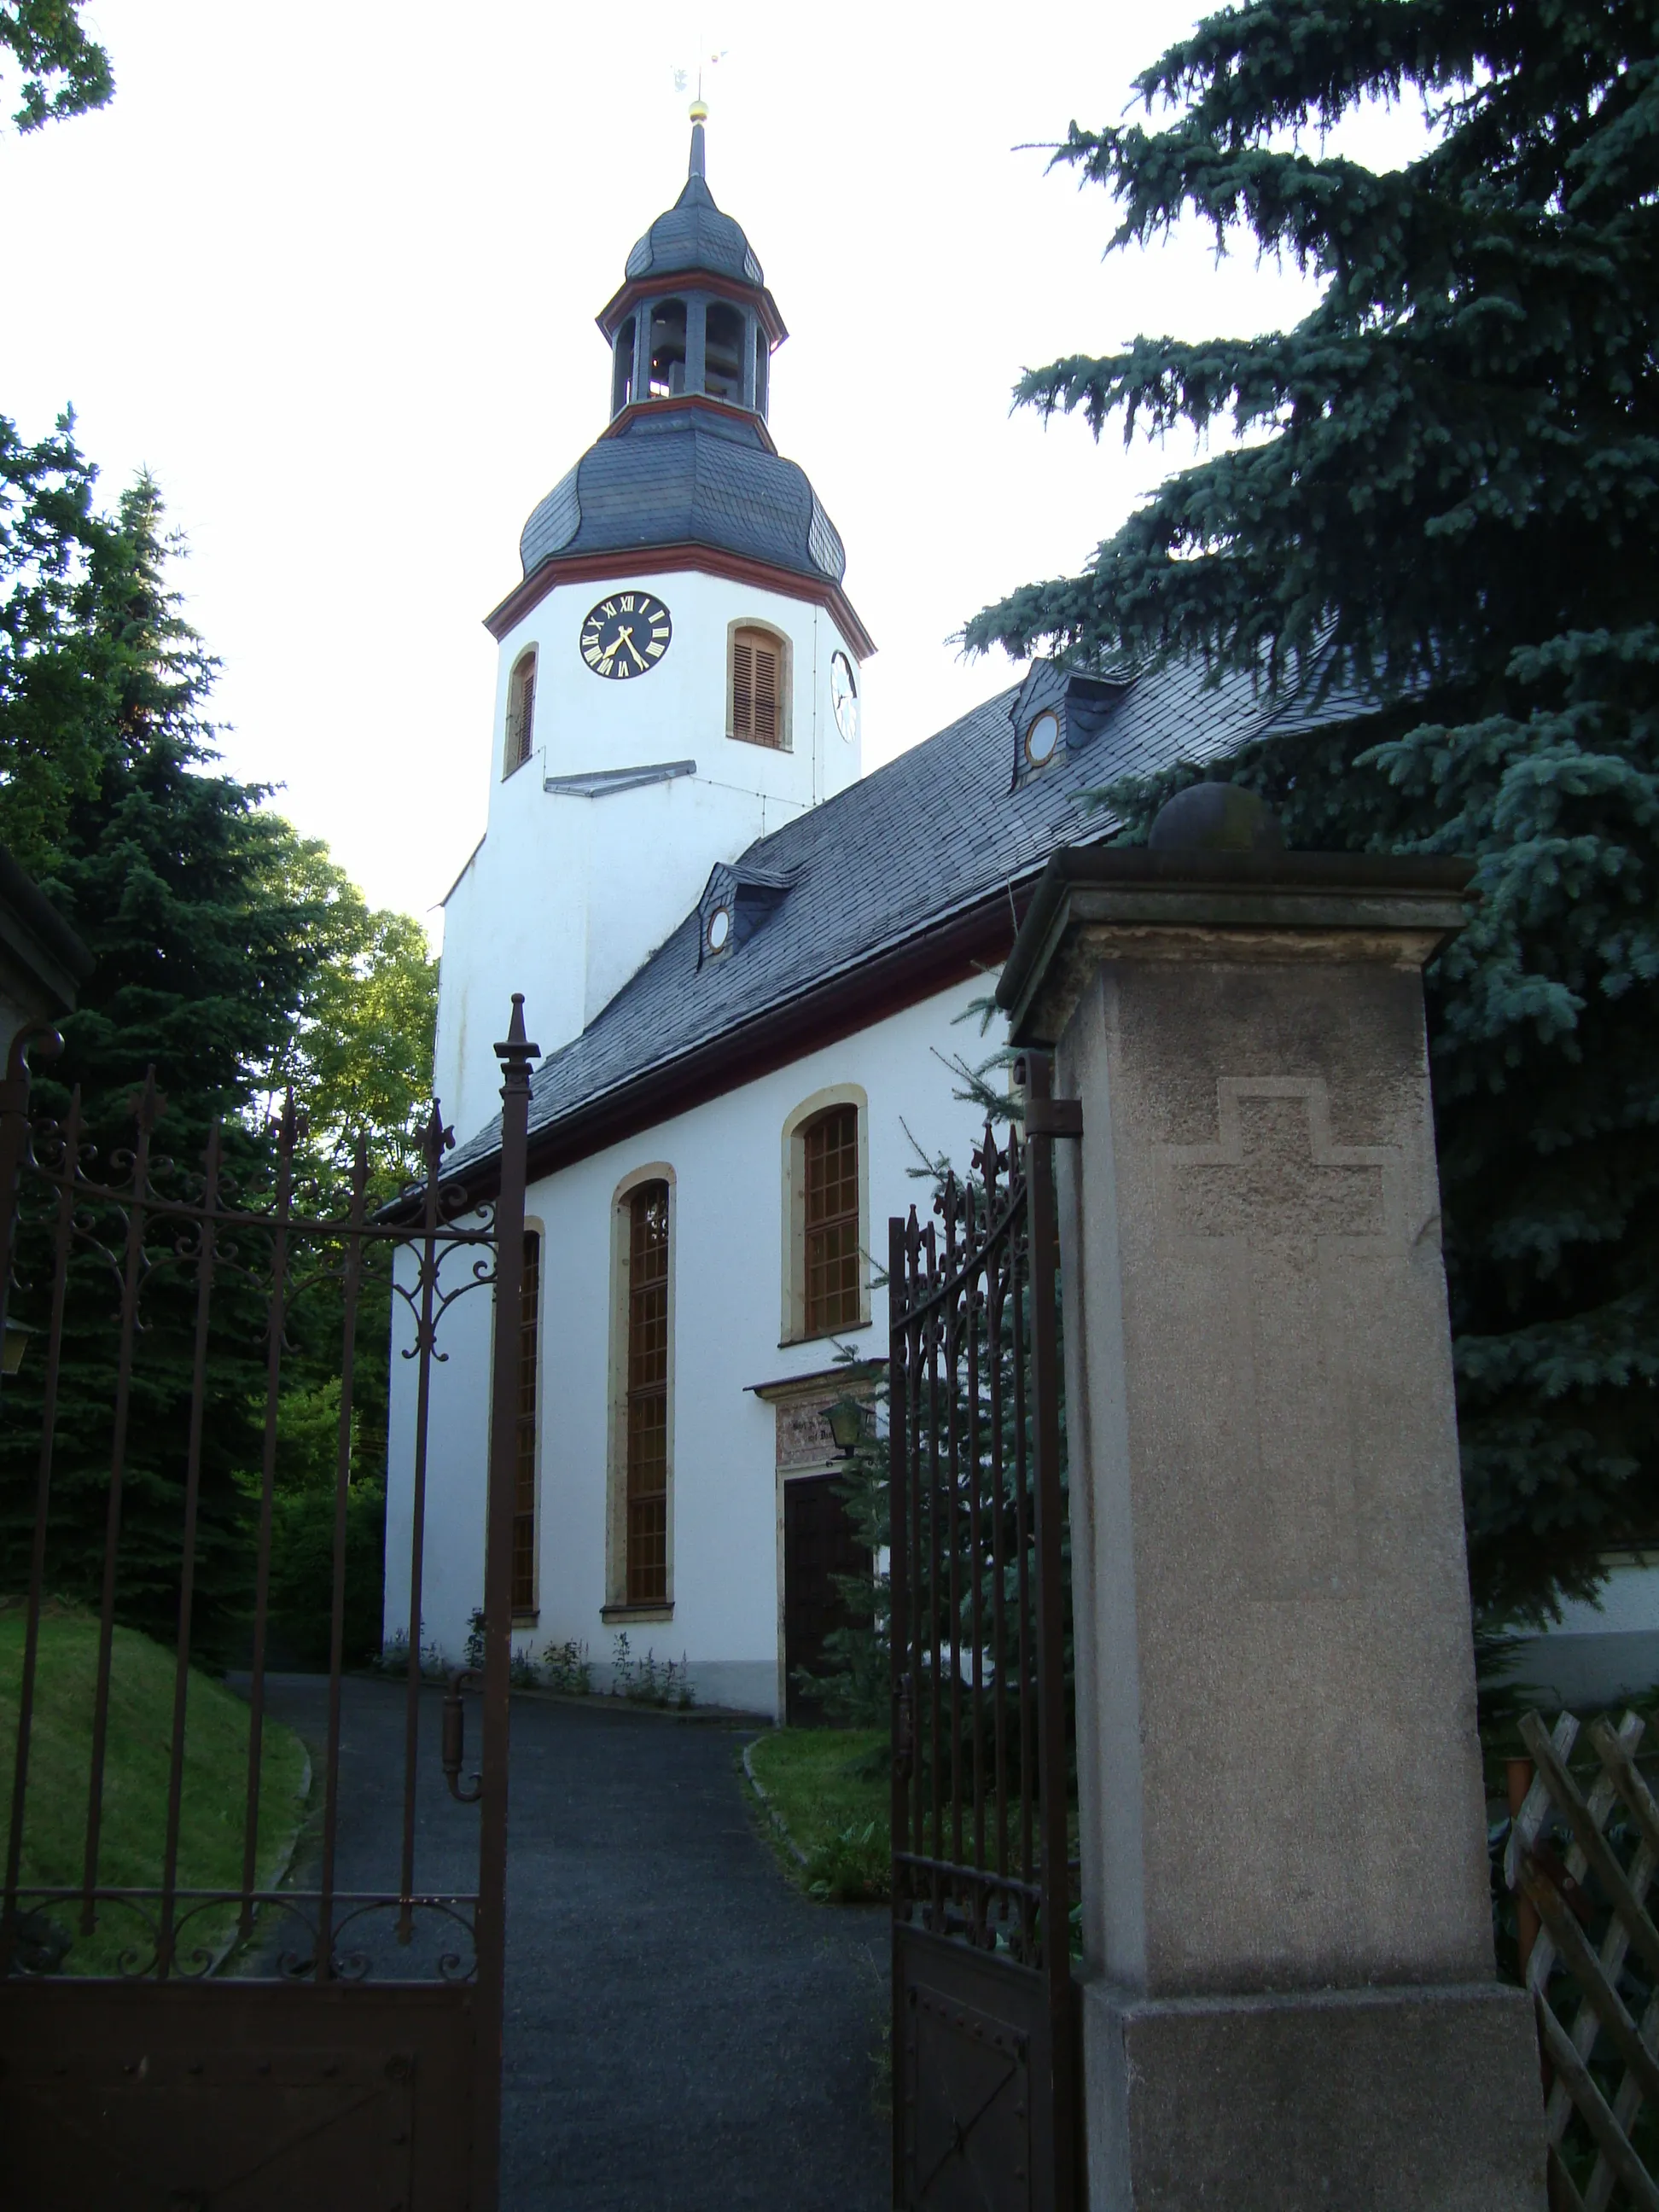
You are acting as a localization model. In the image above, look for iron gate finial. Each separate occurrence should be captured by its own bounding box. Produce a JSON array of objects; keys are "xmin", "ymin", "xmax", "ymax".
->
[{"xmin": 493, "ymin": 993, "xmax": 541, "ymax": 1087}]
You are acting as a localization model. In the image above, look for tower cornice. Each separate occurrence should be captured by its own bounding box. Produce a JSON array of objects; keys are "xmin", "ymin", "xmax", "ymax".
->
[
  {"xmin": 597, "ymin": 267, "xmax": 788, "ymax": 348},
  {"xmin": 597, "ymin": 393, "xmax": 778, "ymax": 451},
  {"xmin": 483, "ymin": 541, "xmax": 876, "ymax": 661}
]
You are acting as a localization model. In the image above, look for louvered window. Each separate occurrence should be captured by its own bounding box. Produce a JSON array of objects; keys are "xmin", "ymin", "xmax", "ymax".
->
[
  {"xmin": 506, "ymin": 651, "xmax": 536, "ymax": 775},
  {"xmin": 510, "ymin": 1231, "xmax": 540, "ymax": 1615},
  {"xmin": 731, "ymin": 626, "xmax": 784, "ymax": 748},
  {"xmin": 626, "ymin": 1183, "xmax": 671, "ymax": 1606},
  {"xmin": 803, "ymin": 1108, "xmax": 860, "ymax": 1335}
]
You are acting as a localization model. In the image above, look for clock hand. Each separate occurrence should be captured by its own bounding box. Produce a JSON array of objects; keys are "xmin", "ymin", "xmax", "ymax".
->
[{"xmin": 618, "ymin": 628, "xmax": 647, "ymax": 671}]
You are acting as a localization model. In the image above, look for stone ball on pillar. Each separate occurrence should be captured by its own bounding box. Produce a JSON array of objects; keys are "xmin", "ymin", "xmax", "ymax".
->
[{"xmin": 1148, "ymin": 781, "xmax": 1285, "ymax": 853}]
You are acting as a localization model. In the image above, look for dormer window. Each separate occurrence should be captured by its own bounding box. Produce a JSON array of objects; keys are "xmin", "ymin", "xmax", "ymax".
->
[
  {"xmin": 729, "ymin": 622, "xmax": 789, "ymax": 749},
  {"xmin": 504, "ymin": 649, "xmax": 537, "ymax": 777},
  {"xmin": 697, "ymin": 859, "xmax": 793, "ymax": 968},
  {"xmin": 1007, "ymin": 663, "xmax": 1133, "ymax": 789},
  {"xmin": 649, "ymin": 299, "xmax": 688, "ymax": 397},
  {"xmin": 1024, "ymin": 709, "xmax": 1060, "ymax": 768}
]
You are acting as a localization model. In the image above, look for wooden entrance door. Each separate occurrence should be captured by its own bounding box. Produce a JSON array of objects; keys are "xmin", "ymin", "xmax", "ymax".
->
[{"xmin": 783, "ymin": 1471, "xmax": 866, "ymax": 1726}]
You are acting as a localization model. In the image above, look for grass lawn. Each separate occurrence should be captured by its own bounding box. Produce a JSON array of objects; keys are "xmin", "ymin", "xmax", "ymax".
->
[
  {"xmin": 745, "ymin": 1726, "xmax": 890, "ymax": 1901},
  {"xmin": 0, "ymin": 1603, "xmax": 309, "ymax": 1976}
]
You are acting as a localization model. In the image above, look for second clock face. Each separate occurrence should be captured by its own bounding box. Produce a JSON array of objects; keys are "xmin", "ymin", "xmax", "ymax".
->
[
  {"xmin": 579, "ymin": 591, "xmax": 672, "ymax": 680},
  {"xmin": 830, "ymin": 649, "xmax": 859, "ymax": 742}
]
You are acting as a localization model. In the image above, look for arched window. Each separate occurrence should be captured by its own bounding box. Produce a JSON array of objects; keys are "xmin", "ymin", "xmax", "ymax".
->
[
  {"xmin": 803, "ymin": 1107, "xmax": 861, "ymax": 1336},
  {"xmin": 704, "ymin": 303, "xmax": 745, "ymax": 403},
  {"xmin": 729, "ymin": 623, "xmax": 789, "ymax": 749},
  {"xmin": 510, "ymin": 1230, "xmax": 541, "ymax": 1617},
  {"xmin": 782, "ymin": 1090, "xmax": 870, "ymax": 1343},
  {"xmin": 648, "ymin": 299, "xmax": 687, "ymax": 398},
  {"xmin": 504, "ymin": 649, "xmax": 537, "ymax": 777},
  {"xmin": 624, "ymin": 1181, "xmax": 670, "ymax": 1606},
  {"xmin": 611, "ymin": 316, "xmax": 636, "ymax": 415}
]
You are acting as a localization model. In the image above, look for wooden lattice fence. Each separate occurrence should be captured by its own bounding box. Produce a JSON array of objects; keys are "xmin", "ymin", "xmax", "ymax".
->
[{"xmin": 1507, "ymin": 1707, "xmax": 1659, "ymax": 2210}]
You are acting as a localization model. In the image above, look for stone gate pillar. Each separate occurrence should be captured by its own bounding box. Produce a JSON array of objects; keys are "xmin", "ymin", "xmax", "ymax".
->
[{"xmin": 998, "ymin": 828, "xmax": 1545, "ymax": 2211}]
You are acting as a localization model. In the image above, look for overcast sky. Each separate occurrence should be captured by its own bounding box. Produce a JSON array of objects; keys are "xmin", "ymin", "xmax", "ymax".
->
[{"xmin": 3, "ymin": 2, "xmax": 1419, "ymax": 927}]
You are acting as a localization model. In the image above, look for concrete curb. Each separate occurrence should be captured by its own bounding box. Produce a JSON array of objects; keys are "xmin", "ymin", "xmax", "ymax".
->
[
  {"xmin": 209, "ymin": 1741, "xmax": 312, "ymax": 1977},
  {"xmin": 515, "ymin": 1683, "xmax": 772, "ymax": 1726},
  {"xmin": 743, "ymin": 1739, "xmax": 810, "ymax": 1868}
]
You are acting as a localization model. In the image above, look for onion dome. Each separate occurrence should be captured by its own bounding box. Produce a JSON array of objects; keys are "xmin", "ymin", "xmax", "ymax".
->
[
  {"xmin": 519, "ymin": 406, "xmax": 845, "ymax": 585},
  {"xmin": 488, "ymin": 106, "xmax": 870, "ymax": 657},
  {"xmin": 624, "ymin": 112, "xmax": 763, "ymax": 287}
]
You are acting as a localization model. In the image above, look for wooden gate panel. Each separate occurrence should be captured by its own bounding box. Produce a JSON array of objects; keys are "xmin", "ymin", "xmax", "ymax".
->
[
  {"xmin": 897, "ymin": 1926, "xmax": 1054, "ymax": 2212},
  {"xmin": 0, "ymin": 1981, "xmax": 474, "ymax": 2211}
]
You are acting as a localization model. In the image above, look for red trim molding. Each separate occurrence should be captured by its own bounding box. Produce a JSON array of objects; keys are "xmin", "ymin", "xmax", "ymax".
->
[
  {"xmin": 485, "ymin": 542, "xmax": 877, "ymax": 661},
  {"xmin": 596, "ymin": 270, "xmax": 788, "ymax": 347},
  {"xmin": 597, "ymin": 394, "xmax": 777, "ymax": 452}
]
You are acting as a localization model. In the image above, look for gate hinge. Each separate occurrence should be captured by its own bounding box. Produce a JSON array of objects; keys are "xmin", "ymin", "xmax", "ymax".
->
[
  {"xmin": 1025, "ymin": 1098, "xmax": 1082, "ymax": 1140},
  {"xmin": 441, "ymin": 1668, "xmax": 483, "ymax": 1803}
]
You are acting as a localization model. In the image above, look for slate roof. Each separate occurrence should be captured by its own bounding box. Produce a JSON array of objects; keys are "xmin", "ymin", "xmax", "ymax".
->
[
  {"xmin": 625, "ymin": 169, "xmax": 763, "ymax": 287},
  {"xmin": 446, "ymin": 653, "xmax": 1383, "ymax": 1176},
  {"xmin": 518, "ymin": 405, "xmax": 846, "ymax": 585}
]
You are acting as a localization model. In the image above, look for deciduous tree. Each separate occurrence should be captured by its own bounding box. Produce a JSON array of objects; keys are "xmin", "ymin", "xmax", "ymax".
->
[{"xmin": 2, "ymin": 0, "xmax": 111, "ymax": 131}]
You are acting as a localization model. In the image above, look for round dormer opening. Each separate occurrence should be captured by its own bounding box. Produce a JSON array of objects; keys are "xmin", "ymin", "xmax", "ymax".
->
[
  {"xmin": 706, "ymin": 904, "xmax": 732, "ymax": 955},
  {"xmin": 1025, "ymin": 710, "xmax": 1060, "ymax": 768}
]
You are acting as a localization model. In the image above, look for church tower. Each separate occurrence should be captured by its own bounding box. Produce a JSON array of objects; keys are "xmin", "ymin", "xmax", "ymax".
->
[{"xmin": 433, "ymin": 111, "xmax": 874, "ymax": 1139}]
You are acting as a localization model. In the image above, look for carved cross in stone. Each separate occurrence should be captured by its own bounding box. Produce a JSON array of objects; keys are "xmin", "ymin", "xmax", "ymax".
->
[{"xmin": 1159, "ymin": 1078, "xmax": 1402, "ymax": 1599}]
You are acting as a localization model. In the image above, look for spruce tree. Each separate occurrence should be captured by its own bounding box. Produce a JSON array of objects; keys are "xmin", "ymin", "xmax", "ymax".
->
[
  {"xmin": 0, "ymin": 476, "xmax": 342, "ymax": 1647},
  {"xmin": 965, "ymin": 0, "xmax": 1658, "ymax": 1622},
  {"xmin": 0, "ymin": 410, "xmax": 111, "ymax": 873}
]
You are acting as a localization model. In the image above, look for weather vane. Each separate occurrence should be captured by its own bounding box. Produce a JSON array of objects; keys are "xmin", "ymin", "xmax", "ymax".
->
[{"xmin": 672, "ymin": 45, "xmax": 728, "ymax": 114}]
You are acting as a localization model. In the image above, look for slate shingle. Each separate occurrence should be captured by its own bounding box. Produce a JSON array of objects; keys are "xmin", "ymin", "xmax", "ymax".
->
[
  {"xmin": 517, "ymin": 406, "xmax": 845, "ymax": 588},
  {"xmin": 445, "ymin": 655, "xmax": 1379, "ymax": 1174}
]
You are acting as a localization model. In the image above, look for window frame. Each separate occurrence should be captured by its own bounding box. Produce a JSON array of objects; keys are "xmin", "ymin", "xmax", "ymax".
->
[
  {"xmin": 703, "ymin": 300, "xmax": 747, "ymax": 404},
  {"xmin": 604, "ymin": 1163, "xmax": 677, "ymax": 1620},
  {"xmin": 726, "ymin": 618, "xmax": 793, "ymax": 752},
  {"xmin": 780, "ymin": 1086, "xmax": 871, "ymax": 1346},
  {"xmin": 504, "ymin": 648, "xmax": 538, "ymax": 778},
  {"xmin": 647, "ymin": 296, "xmax": 689, "ymax": 399},
  {"xmin": 611, "ymin": 314, "xmax": 637, "ymax": 415}
]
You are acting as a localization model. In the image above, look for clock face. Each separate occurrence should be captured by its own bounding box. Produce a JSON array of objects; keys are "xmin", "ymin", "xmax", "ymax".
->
[
  {"xmin": 579, "ymin": 591, "xmax": 672, "ymax": 679},
  {"xmin": 830, "ymin": 649, "xmax": 859, "ymax": 742}
]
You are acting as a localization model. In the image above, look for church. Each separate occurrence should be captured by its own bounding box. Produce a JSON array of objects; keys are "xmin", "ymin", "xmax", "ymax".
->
[{"xmin": 382, "ymin": 114, "xmax": 1388, "ymax": 1719}]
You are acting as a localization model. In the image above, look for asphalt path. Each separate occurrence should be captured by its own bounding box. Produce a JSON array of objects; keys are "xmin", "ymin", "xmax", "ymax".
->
[{"xmin": 257, "ymin": 1676, "xmax": 888, "ymax": 2212}]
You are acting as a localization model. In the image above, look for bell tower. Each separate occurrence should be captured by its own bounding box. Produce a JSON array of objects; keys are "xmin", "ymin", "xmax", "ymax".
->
[{"xmin": 432, "ymin": 114, "xmax": 874, "ymax": 1143}]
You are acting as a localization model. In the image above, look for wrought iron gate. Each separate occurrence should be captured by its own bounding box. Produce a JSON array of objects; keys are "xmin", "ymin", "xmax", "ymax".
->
[
  {"xmin": 888, "ymin": 1051, "xmax": 1080, "ymax": 2212},
  {"xmin": 0, "ymin": 996, "xmax": 536, "ymax": 2211}
]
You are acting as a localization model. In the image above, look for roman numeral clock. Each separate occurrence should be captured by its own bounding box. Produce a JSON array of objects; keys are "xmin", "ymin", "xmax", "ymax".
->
[{"xmin": 579, "ymin": 592, "xmax": 672, "ymax": 678}]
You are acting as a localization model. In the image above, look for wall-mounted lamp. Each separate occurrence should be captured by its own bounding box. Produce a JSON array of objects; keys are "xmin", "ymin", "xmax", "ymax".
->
[{"xmin": 825, "ymin": 1397, "xmax": 864, "ymax": 1457}]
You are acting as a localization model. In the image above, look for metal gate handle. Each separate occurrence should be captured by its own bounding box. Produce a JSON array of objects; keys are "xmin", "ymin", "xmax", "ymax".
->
[{"xmin": 441, "ymin": 1669, "xmax": 483, "ymax": 1803}]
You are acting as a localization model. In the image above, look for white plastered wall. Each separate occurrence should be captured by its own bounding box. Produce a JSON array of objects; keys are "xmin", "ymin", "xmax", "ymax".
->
[
  {"xmin": 431, "ymin": 566, "xmax": 864, "ymax": 1144},
  {"xmin": 387, "ymin": 969, "xmax": 998, "ymax": 1716}
]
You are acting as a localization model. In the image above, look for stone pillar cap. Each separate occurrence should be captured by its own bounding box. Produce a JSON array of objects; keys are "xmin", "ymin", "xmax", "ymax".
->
[{"xmin": 998, "ymin": 845, "xmax": 1474, "ymax": 1047}]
